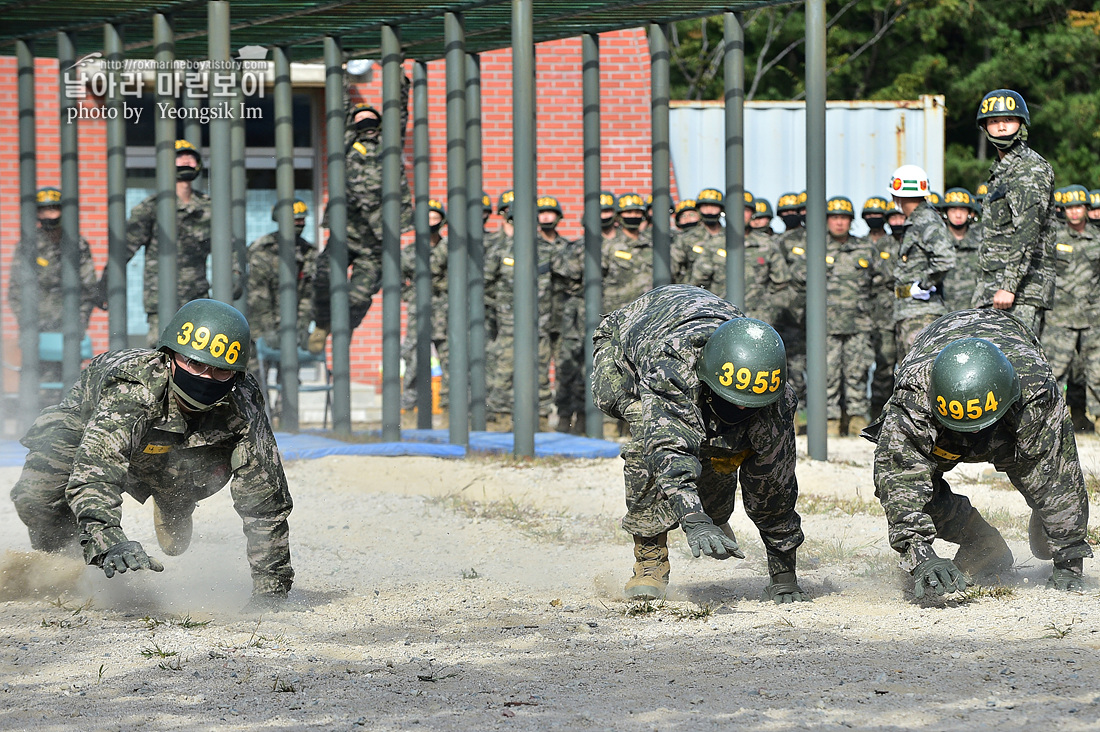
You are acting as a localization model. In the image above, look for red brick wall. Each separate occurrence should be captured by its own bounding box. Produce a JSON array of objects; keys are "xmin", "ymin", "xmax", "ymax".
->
[{"xmin": 0, "ymin": 28, "xmax": 674, "ymax": 393}]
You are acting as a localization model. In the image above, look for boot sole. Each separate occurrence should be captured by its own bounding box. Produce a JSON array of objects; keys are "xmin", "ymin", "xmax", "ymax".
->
[{"xmin": 624, "ymin": 584, "xmax": 667, "ymax": 601}]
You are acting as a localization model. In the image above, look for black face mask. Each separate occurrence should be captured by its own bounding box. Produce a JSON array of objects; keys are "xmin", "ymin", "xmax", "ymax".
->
[
  {"xmin": 1055, "ymin": 209, "xmax": 1066, "ymax": 222},
  {"xmin": 176, "ymin": 166, "xmax": 199, "ymax": 182},
  {"xmin": 601, "ymin": 215, "xmax": 616, "ymax": 231},
  {"xmin": 38, "ymin": 217, "xmax": 61, "ymax": 230},
  {"xmin": 620, "ymin": 215, "xmax": 644, "ymax": 231},
  {"xmin": 863, "ymin": 215, "xmax": 885, "ymax": 231},
  {"xmin": 294, "ymin": 223, "xmax": 306, "ymax": 237},
  {"xmin": 700, "ymin": 212, "xmax": 722, "ymax": 227},
  {"xmin": 430, "ymin": 221, "xmax": 443, "ymax": 234},
  {"xmin": 780, "ymin": 213, "xmax": 802, "ymax": 230},
  {"xmin": 355, "ymin": 117, "xmax": 381, "ymax": 134},
  {"xmin": 170, "ymin": 364, "xmax": 236, "ymax": 411},
  {"xmin": 948, "ymin": 220, "xmax": 969, "ymax": 231},
  {"xmin": 890, "ymin": 223, "xmax": 909, "ymax": 240},
  {"xmin": 705, "ymin": 388, "xmax": 760, "ymax": 426},
  {"xmin": 678, "ymin": 220, "xmax": 700, "ymax": 231},
  {"xmin": 1089, "ymin": 217, "xmax": 1100, "ymax": 228}
]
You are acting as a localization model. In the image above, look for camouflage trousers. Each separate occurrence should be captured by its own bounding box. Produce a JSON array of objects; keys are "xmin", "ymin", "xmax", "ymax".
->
[
  {"xmin": 11, "ymin": 445, "xmax": 231, "ymax": 557},
  {"xmin": 555, "ymin": 305, "xmax": 587, "ymax": 420},
  {"xmin": 1005, "ymin": 303, "xmax": 1044, "ymax": 336},
  {"xmin": 145, "ymin": 312, "xmax": 160, "ymax": 348},
  {"xmin": 1048, "ymin": 324, "xmax": 1100, "ymax": 417},
  {"xmin": 895, "ymin": 313, "xmax": 940, "ymax": 366},
  {"xmin": 870, "ymin": 326, "xmax": 896, "ymax": 419},
  {"xmin": 401, "ymin": 332, "xmax": 448, "ymax": 411},
  {"xmin": 826, "ymin": 332, "xmax": 873, "ymax": 420},
  {"xmin": 778, "ymin": 320, "xmax": 806, "ymax": 406},
  {"xmin": 484, "ymin": 325, "xmax": 553, "ymax": 418},
  {"xmin": 312, "ymin": 238, "xmax": 382, "ymax": 331}
]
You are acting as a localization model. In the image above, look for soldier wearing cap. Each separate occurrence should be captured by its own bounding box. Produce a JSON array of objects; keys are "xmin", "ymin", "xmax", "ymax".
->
[
  {"xmin": 541, "ymin": 196, "xmax": 586, "ymax": 433},
  {"xmin": 971, "ymin": 89, "xmax": 1057, "ymax": 333},
  {"xmin": 941, "ymin": 188, "xmax": 983, "ymax": 313},
  {"xmin": 776, "ymin": 191, "xmax": 809, "ymax": 409},
  {"xmin": 400, "ymin": 198, "xmax": 450, "ymax": 419},
  {"xmin": 672, "ymin": 188, "xmax": 725, "ymax": 287},
  {"xmin": 749, "ymin": 198, "xmax": 775, "ymax": 236},
  {"xmin": 863, "ymin": 197, "xmax": 899, "ymax": 421},
  {"xmin": 247, "ymin": 200, "xmax": 317, "ymax": 359},
  {"xmin": 601, "ymin": 192, "xmax": 654, "ymax": 313}
]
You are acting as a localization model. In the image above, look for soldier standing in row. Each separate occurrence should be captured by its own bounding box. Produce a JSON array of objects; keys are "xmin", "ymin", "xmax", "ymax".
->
[
  {"xmin": 543, "ymin": 196, "xmax": 585, "ymax": 434},
  {"xmin": 674, "ymin": 188, "xmax": 725, "ymax": 286},
  {"xmin": 400, "ymin": 199, "xmax": 449, "ymax": 417},
  {"xmin": 971, "ymin": 89, "xmax": 1057, "ymax": 333},
  {"xmin": 749, "ymin": 197, "xmax": 775, "ymax": 235},
  {"xmin": 593, "ymin": 285, "xmax": 808, "ymax": 604},
  {"xmin": 776, "ymin": 191, "xmax": 808, "ymax": 409},
  {"xmin": 122, "ymin": 139, "xmax": 211, "ymax": 345},
  {"xmin": 863, "ymin": 309, "xmax": 1092, "ymax": 598},
  {"xmin": 941, "ymin": 188, "xmax": 982, "ymax": 312},
  {"xmin": 601, "ymin": 192, "xmax": 654, "ymax": 312},
  {"xmin": 863, "ymin": 197, "xmax": 898, "ymax": 421}
]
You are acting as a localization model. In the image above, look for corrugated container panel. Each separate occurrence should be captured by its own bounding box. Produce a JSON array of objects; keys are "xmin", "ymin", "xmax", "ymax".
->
[{"xmin": 670, "ymin": 96, "xmax": 945, "ymax": 236}]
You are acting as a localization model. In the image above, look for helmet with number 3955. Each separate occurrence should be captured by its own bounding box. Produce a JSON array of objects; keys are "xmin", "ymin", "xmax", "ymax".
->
[
  {"xmin": 697, "ymin": 318, "xmax": 787, "ymax": 408},
  {"xmin": 929, "ymin": 338, "xmax": 1021, "ymax": 433},
  {"xmin": 157, "ymin": 299, "xmax": 251, "ymax": 373}
]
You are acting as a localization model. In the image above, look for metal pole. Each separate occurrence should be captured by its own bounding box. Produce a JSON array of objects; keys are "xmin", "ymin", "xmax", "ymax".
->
[
  {"xmin": 324, "ymin": 36, "xmax": 352, "ymax": 434},
  {"xmin": 511, "ymin": 0, "xmax": 537, "ymax": 457},
  {"xmin": 105, "ymin": 23, "xmax": 128, "ymax": 350},
  {"xmin": 57, "ymin": 32, "xmax": 82, "ymax": 387},
  {"xmin": 724, "ymin": 12, "xmax": 746, "ymax": 307},
  {"xmin": 444, "ymin": 12, "xmax": 469, "ymax": 446},
  {"xmin": 380, "ymin": 25, "xmax": 403, "ymax": 441},
  {"xmin": 805, "ymin": 0, "xmax": 828, "ymax": 460},
  {"xmin": 182, "ymin": 93, "xmax": 202, "ymax": 150},
  {"xmin": 153, "ymin": 13, "xmax": 178, "ymax": 326},
  {"xmin": 16, "ymin": 39, "xmax": 39, "ymax": 425},
  {"xmin": 649, "ymin": 22, "xmax": 672, "ymax": 288},
  {"xmin": 466, "ymin": 52, "xmax": 487, "ymax": 432},
  {"xmin": 232, "ymin": 66, "xmax": 248, "ymax": 313},
  {"xmin": 273, "ymin": 45, "xmax": 300, "ymax": 431},
  {"xmin": 582, "ymin": 33, "xmax": 603, "ymax": 440},
  {"xmin": 208, "ymin": 0, "xmax": 233, "ymax": 303},
  {"xmin": 412, "ymin": 61, "xmax": 433, "ymax": 428}
]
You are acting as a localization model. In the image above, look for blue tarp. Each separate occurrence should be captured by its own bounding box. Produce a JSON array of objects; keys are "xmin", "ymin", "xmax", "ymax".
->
[{"xmin": 372, "ymin": 429, "xmax": 622, "ymax": 459}]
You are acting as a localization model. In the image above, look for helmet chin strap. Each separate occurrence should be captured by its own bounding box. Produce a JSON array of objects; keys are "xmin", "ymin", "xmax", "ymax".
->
[{"xmin": 985, "ymin": 123, "xmax": 1027, "ymax": 151}]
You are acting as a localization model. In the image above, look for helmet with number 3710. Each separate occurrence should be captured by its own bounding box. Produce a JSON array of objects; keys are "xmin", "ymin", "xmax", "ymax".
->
[
  {"xmin": 929, "ymin": 338, "xmax": 1021, "ymax": 432},
  {"xmin": 157, "ymin": 299, "xmax": 251, "ymax": 373},
  {"xmin": 975, "ymin": 89, "xmax": 1029, "ymax": 128},
  {"xmin": 697, "ymin": 318, "xmax": 787, "ymax": 408}
]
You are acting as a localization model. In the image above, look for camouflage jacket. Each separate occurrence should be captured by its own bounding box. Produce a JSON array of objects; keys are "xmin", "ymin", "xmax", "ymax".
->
[
  {"xmin": 9, "ymin": 228, "xmax": 98, "ymax": 331},
  {"xmin": 943, "ymin": 223, "xmax": 982, "ymax": 313},
  {"xmin": 595, "ymin": 285, "xmax": 799, "ymax": 518},
  {"xmin": 546, "ymin": 231, "xmax": 579, "ymax": 340},
  {"xmin": 601, "ymin": 228, "xmax": 654, "ymax": 312},
  {"xmin": 867, "ymin": 234, "xmax": 898, "ymax": 331},
  {"xmin": 778, "ymin": 226, "xmax": 808, "ymax": 325},
  {"xmin": 867, "ymin": 309, "xmax": 1092, "ymax": 571},
  {"xmin": 19, "ymin": 349, "xmax": 294, "ymax": 595},
  {"xmin": 1045, "ymin": 223, "xmax": 1100, "ymax": 329},
  {"xmin": 689, "ymin": 229, "xmax": 791, "ymax": 325},
  {"xmin": 825, "ymin": 233, "xmax": 876, "ymax": 335},
  {"xmin": 246, "ymin": 232, "xmax": 317, "ymax": 345},
  {"xmin": 341, "ymin": 136, "xmax": 413, "ymax": 248},
  {"xmin": 677, "ymin": 227, "xmax": 725, "ymax": 288},
  {"xmin": 973, "ymin": 143, "xmax": 1057, "ymax": 309},
  {"xmin": 401, "ymin": 236, "xmax": 449, "ymax": 341},
  {"xmin": 893, "ymin": 202, "xmax": 955, "ymax": 322},
  {"xmin": 125, "ymin": 190, "xmax": 212, "ymax": 314},
  {"xmin": 483, "ymin": 231, "xmax": 553, "ymax": 338}
]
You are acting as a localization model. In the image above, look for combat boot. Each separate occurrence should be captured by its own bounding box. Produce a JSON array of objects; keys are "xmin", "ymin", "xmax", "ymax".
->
[
  {"xmin": 153, "ymin": 500, "xmax": 195, "ymax": 557},
  {"xmin": 827, "ymin": 419, "xmax": 842, "ymax": 436},
  {"xmin": 555, "ymin": 411, "xmax": 573, "ymax": 433},
  {"xmin": 953, "ymin": 509, "xmax": 1013, "ymax": 578},
  {"xmin": 1028, "ymin": 509, "xmax": 1053, "ymax": 560},
  {"xmin": 847, "ymin": 415, "xmax": 869, "ymax": 435},
  {"xmin": 571, "ymin": 413, "xmax": 586, "ymax": 436},
  {"xmin": 624, "ymin": 533, "xmax": 670, "ymax": 600},
  {"xmin": 306, "ymin": 327, "xmax": 329, "ymax": 355}
]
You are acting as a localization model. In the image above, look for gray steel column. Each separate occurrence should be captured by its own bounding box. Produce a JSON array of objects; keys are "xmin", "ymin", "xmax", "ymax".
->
[
  {"xmin": 153, "ymin": 13, "xmax": 178, "ymax": 326},
  {"xmin": 324, "ymin": 36, "xmax": 352, "ymax": 434},
  {"xmin": 16, "ymin": 39, "xmax": 39, "ymax": 424},
  {"xmin": 724, "ymin": 12, "xmax": 746, "ymax": 307},
  {"xmin": 104, "ymin": 24, "xmax": 128, "ymax": 350},
  {"xmin": 273, "ymin": 45, "xmax": 300, "ymax": 431},
  {"xmin": 444, "ymin": 12, "xmax": 469, "ymax": 445},
  {"xmin": 805, "ymin": 0, "xmax": 828, "ymax": 460},
  {"xmin": 208, "ymin": 1, "xmax": 233, "ymax": 303},
  {"xmin": 649, "ymin": 22, "xmax": 671, "ymax": 287},
  {"xmin": 182, "ymin": 93, "xmax": 202, "ymax": 150},
  {"xmin": 380, "ymin": 25, "xmax": 403, "ymax": 441},
  {"xmin": 582, "ymin": 33, "xmax": 603, "ymax": 439},
  {"xmin": 58, "ymin": 32, "xmax": 82, "ymax": 386},
  {"xmin": 232, "ymin": 69, "xmax": 248, "ymax": 313},
  {"xmin": 466, "ymin": 52, "xmax": 486, "ymax": 432},
  {"xmin": 412, "ymin": 61, "xmax": 432, "ymax": 428},
  {"xmin": 511, "ymin": 0, "xmax": 537, "ymax": 456}
]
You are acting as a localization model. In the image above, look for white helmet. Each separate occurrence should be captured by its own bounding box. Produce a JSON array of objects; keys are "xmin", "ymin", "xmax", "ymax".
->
[{"xmin": 890, "ymin": 165, "xmax": 930, "ymax": 199}]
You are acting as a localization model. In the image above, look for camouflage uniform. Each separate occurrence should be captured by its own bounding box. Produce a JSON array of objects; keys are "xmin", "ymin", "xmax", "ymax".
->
[
  {"xmin": 1042, "ymin": 222, "xmax": 1100, "ymax": 414},
  {"xmin": 246, "ymin": 232, "xmax": 317, "ymax": 347},
  {"xmin": 601, "ymin": 227, "xmax": 654, "ymax": 312},
  {"xmin": 670, "ymin": 224, "xmax": 708, "ymax": 284},
  {"xmin": 690, "ymin": 228, "xmax": 791, "ymax": 325},
  {"xmin": 482, "ymin": 232, "xmax": 554, "ymax": 418},
  {"xmin": 777, "ymin": 226, "xmax": 808, "ymax": 403},
  {"xmin": 893, "ymin": 202, "xmax": 955, "ymax": 363},
  {"xmin": 865, "ymin": 309, "xmax": 1091, "ymax": 573},
  {"xmin": 9, "ymin": 349, "xmax": 294, "ymax": 596},
  {"xmin": 943, "ymin": 222, "xmax": 982, "ymax": 312},
  {"xmin": 825, "ymin": 234, "xmax": 876, "ymax": 419},
  {"xmin": 400, "ymin": 237, "xmax": 449, "ymax": 410},
  {"xmin": 971, "ymin": 142, "xmax": 1058, "ymax": 333},
  {"xmin": 8, "ymin": 228, "xmax": 99, "ymax": 331},
  {"xmin": 549, "ymin": 232, "xmax": 586, "ymax": 425},
  {"xmin": 869, "ymin": 236, "xmax": 898, "ymax": 418},
  {"xmin": 679, "ymin": 227, "xmax": 725, "ymax": 288},
  {"xmin": 592, "ymin": 285, "xmax": 804, "ymax": 576},
  {"xmin": 125, "ymin": 191, "xmax": 212, "ymax": 344}
]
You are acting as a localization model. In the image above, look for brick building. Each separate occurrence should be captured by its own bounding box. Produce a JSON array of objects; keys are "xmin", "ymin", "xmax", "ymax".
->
[{"xmin": 0, "ymin": 28, "xmax": 678, "ymax": 399}]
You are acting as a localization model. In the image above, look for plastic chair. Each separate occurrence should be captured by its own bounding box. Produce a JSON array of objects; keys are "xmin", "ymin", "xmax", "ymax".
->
[
  {"xmin": 254, "ymin": 337, "xmax": 332, "ymax": 428},
  {"xmin": 38, "ymin": 332, "xmax": 94, "ymax": 391}
]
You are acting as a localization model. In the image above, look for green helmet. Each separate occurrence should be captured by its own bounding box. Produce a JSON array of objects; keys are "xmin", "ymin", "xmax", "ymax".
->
[
  {"xmin": 929, "ymin": 338, "xmax": 1021, "ymax": 433},
  {"xmin": 826, "ymin": 196, "xmax": 855, "ymax": 217},
  {"xmin": 537, "ymin": 195, "xmax": 563, "ymax": 216},
  {"xmin": 157, "ymin": 299, "xmax": 251, "ymax": 373},
  {"xmin": 696, "ymin": 188, "xmax": 725, "ymax": 209},
  {"xmin": 743, "ymin": 190, "xmax": 755, "ymax": 212},
  {"xmin": 616, "ymin": 192, "xmax": 647, "ymax": 213},
  {"xmin": 1061, "ymin": 184, "xmax": 1089, "ymax": 207},
  {"xmin": 481, "ymin": 191, "xmax": 492, "ymax": 213},
  {"xmin": 943, "ymin": 188, "xmax": 976, "ymax": 212},
  {"xmin": 776, "ymin": 192, "xmax": 801, "ymax": 214},
  {"xmin": 976, "ymin": 89, "xmax": 1029, "ymax": 127},
  {"xmin": 928, "ymin": 191, "xmax": 944, "ymax": 210},
  {"xmin": 752, "ymin": 198, "xmax": 773, "ymax": 220},
  {"xmin": 271, "ymin": 199, "xmax": 308, "ymax": 222},
  {"xmin": 862, "ymin": 196, "xmax": 891, "ymax": 217},
  {"xmin": 35, "ymin": 187, "xmax": 62, "ymax": 208},
  {"xmin": 697, "ymin": 318, "xmax": 787, "ymax": 408},
  {"xmin": 975, "ymin": 183, "xmax": 988, "ymax": 202},
  {"xmin": 498, "ymin": 189, "xmax": 514, "ymax": 216},
  {"xmin": 427, "ymin": 197, "xmax": 447, "ymax": 220},
  {"xmin": 1090, "ymin": 190, "xmax": 1100, "ymax": 210},
  {"xmin": 174, "ymin": 139, "xmax": 203, "ymax": 173},
  {"xmin": 600, "ymin": 191, "xmax": 617, "ymax": 212}
]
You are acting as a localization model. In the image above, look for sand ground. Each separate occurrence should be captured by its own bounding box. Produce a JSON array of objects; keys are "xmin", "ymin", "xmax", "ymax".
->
[{"xmin": 2, "ymin": 434, "xmax": 1100, "ymax": 731}]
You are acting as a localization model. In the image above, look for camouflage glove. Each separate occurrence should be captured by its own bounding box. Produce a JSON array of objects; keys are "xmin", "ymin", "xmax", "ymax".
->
[
  {"xmin": 242, "ymin": 590, "xmax": 288, "ymax": 614},
  {"xmin": 99, "ymin": 541, "xmax": 164, "ymax": 579},
  {"xmin": 681, "ymin": 513, "xmax": 744, "ymax": 559},
  {"xmin": 761, "ymin": 571, "xmax": 811, "ymax": 604},
  {"xmin": 912, "ymin": 557, "xmax": 969, "ymax": 599},
  {"xmin": 1047, "ymin": 558, "xmax": 1084, "ymax": 592}
]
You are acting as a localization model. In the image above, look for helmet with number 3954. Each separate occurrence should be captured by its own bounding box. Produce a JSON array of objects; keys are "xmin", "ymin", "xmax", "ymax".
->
[
  {"xmin": 157, "ymin": 299, "xmax": 251, "ymax": 373},
  {"xmin": 929, "ymin": 338, "xmax": 1021, "ymax": 433},
  {"xmin": 696, "ymin": 318, "xmax": 787, "ymax": 408}
]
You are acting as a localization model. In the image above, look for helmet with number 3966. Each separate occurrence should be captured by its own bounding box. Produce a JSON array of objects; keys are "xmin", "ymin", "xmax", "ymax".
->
[
  {"xmin": 697, "ymin": 318, "xmax": 787, "ymax": 408},
  {"xmin": 929, "ymin": 338, "xmax": 1021, "ymax": 432},
  {"xmin": 157, "ymin": 299, "xmax": 251, "ymax": 373}
]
